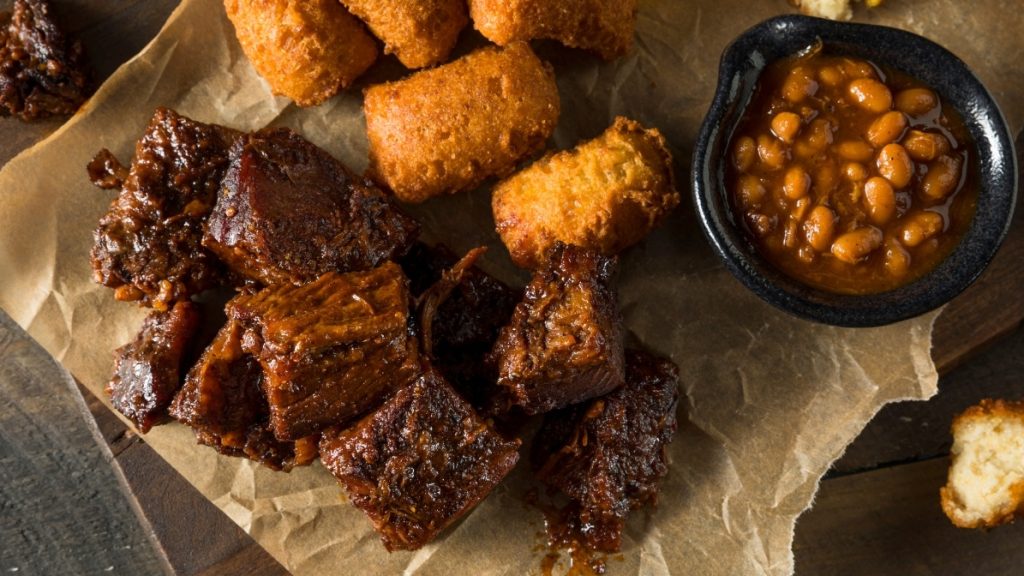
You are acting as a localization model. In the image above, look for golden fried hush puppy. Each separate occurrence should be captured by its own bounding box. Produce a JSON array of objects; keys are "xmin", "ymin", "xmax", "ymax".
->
[
  {"xmin": 224, "ymin": 0, "xmax": 378, "ymax": 107},
  {"xmin": 492, "ymin": 117, "xmax": 679, "ymax": 269},
  {"xmin": 364, "ymin": 42, "xmax": 560, "ymax": 204},
  {"xmin": 941, "ymin": 399, "xmax": 1024, "ymax": 528},
  {"xmin": 788, "ymin": 0, "xmax": 884, "ymax": 20},
  {"xmin": 340, "ymin": 0, "xmax": 468, "ymax": 69},
  {"xmin": 468, "ymin": 0, "xmax": 637, "ymax": 60}
]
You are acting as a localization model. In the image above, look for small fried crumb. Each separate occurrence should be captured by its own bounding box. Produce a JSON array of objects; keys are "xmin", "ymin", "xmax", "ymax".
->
[
  {"xmin": 941, "ymin": 399, "xmax": 1024, "ymax": 529},
  {"xmin": 789, "ymin": 0, "xmax": 885, "ymax": 21}
]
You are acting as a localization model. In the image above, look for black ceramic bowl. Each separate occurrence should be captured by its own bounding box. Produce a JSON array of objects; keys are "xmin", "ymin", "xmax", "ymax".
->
[{"xmin": 692, "ymin": 15, "xmax": 1017, "ymax": 327}]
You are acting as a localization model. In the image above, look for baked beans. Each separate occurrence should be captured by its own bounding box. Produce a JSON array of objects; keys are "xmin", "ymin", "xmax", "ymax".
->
[{"xmin": 727, "ymin": 46, "xmax": 977, "ymax": 294}]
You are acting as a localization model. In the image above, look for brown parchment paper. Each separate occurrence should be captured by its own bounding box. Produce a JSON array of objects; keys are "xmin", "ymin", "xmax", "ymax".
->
[{"xmin": 0, "ymin": 0, "xmax": 1021, "ymax": 574}]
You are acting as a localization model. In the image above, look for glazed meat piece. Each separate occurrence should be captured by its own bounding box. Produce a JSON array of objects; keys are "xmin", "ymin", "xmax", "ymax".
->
[
  {"xmin": 401, "ymin": 242, "xmax": 460, "ymax": 295},
  {"xmin": 203, "ymin": 128, "xmax": 418, "ymax": 286},
  {"xmin": 533, "ymin": 349, "xmax": 680, "ymax": 552},
  {"xmin": 224, "ymin": 0, "xmax": 378, "ymax": 107},
  {"xmin": 490, "ymin": 242, "xmax": 624, "ymax": 414},
  {"xmin": 400, "ymin": 243, "xmax": 519, "ymax": 409},
  {"xmin": 168, "ymin": 317, "xmax": 318, "ymax": 471},
  {"xmin": 231, "ymin": 263, "xmax": 420, "ymax": 441},
  {"xmin": 493, "ymin": 116, "xmax": 679, "ymax": 269},
  {"xmin": 469, "ymin": 0, "xmax": 637, "ymax": 61},
  {"xmin": 0, "ymin": 0, "xmax": 90, "ymax": 119},
  {"xmin": 107, "ymin": 301, "xmax": 199, "ymax": 433},
  {"xmin": 90, "ymin": 108, "xmax": 242, "ymax": 309},
  {"xmin": 364, "ymin": 42, "xmax": 560, "ymax": 203},
  {"xmin": 320, "ymin": 367, "xmax": 521, "ymax": 551},
  {"xmin": 340, "ymin": 0, "xmax": 467, "ymax": 69}
]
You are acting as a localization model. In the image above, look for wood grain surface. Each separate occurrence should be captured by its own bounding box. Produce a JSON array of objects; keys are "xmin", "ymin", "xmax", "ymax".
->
[
  {"xmin": 80, "ymin": 383, "xmax": 287, "ymax": 576},
  {"xmin": 0, "ymin": 1, "xmax": 1022, "ymax": 575},
  {"xmin": 931, "ymin": 207, "xmax": 1024, "ymax": 375},
  {"xmin": 795, "ymin": 456, "xmax": 1024, "ymax": 575},
  {"xmin": 0, "ymin": 313, "xmax": 163, "ymax": 575}
]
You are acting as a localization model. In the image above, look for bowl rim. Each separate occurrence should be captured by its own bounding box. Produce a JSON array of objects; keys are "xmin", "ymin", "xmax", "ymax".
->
[{"xmin": 691, "ymin": 14, "xmax": 1019, "ymax": 328}]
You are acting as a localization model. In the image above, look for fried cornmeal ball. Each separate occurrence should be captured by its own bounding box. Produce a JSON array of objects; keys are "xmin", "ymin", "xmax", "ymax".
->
[
  {"xmin": 492, "ymin": 117, "xmax": 679, "ymax": 269},
  {"xmin": 340, "ymin": 0, "xmax": 467, "ymax": 69},
  {"xmin": 941, "ymin": 399, "xmax": 1024, "ymax": 528},
  {"xmin": 468, "ymin": 0, "xmax": 637, "ymax": 60},
  {"xmin": 224, "ymin": 0, "xmax": 378, "ymax": 107},
  {"xmin": 364, "ymin": 42, "xmax": 560, "ymax": 204},
  {"xmin": 788, "ymin": 0, "xmax": 884, "ymax": 20}
]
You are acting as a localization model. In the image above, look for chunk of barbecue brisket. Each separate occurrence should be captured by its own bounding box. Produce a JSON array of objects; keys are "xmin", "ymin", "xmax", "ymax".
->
[
  {"xmin": 490, "ymin": 242, "xmax": 625, "ymax": 414},
  {"xmin": 400, "ymin": 242, "xmax": 519, "ymax": 410},
  {"xmin": 532, "ymin": 349, "xmax": 680, "ymax": 552},
  {"xmin": 230, "ymin": 263, "xmax": 420, "ymax": 441},
  {"xmin": 168, "ymin": 315, "xmax": 318, "ymax": 472},
  {"xmin": 320, "ymin": 366, "xmax": 520, "ymax": 551},
  {"xmin": 0, "ymin": 0, "xmax": 90, "ymax": 119},
  {"xmin": 107, "ymin": 301, "xmax": 199, "ymax": 433},
  {"xmin": 90, "ymin": 108, "xmax": 241, "ymax": 309},
  {"xmin": 203, "ymin": 128, "xmax": 418, "ymax": 285}
]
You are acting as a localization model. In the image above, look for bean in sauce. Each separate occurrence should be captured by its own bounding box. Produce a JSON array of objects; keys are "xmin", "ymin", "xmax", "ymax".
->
[{"xmin": 727, "ymin": 45, "xmax": 977, "ymax": 295}]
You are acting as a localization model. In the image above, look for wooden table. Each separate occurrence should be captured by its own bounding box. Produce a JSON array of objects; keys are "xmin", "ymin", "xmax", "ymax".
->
[{"xmin": 1, "ymin": 2, "xmax": 1022, "ymax": 574}]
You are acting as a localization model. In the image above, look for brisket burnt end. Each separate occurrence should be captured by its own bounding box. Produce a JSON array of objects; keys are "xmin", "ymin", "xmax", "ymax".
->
[
  {"xmin": 490, "ymin": 242, "xmax": 624, "ymax": 414},
  {"xmin": 533, "ymin": 349, "xmax": 680, "ymax": 552},
  {"xmin": 0, "ymin": 0, "xmax": 90, "ymax": 120},
  {"xmin": 230, "ymin": 263, "xmax": 420, "ymax": 441},
  {"xmin": 400, "ymin": 242, "xmax": 519, "ymax": 409},
  {"xmin": 168, "ymin": 316, "xmax": 317, "ymax": 472},
  {"xmin": 319, "ymin": 367, "xmax": 521, "ymax": 551},
  {"xmin": 203, "ymin": 128, "xmax": 419, "ymax": 285},
  {"xmin": 107, "ymin": 301, "xmax": 199, "ymax": 433},
  {"xmin": 90, "ymin": 108, "xmax": 242, "ymax": 309}
]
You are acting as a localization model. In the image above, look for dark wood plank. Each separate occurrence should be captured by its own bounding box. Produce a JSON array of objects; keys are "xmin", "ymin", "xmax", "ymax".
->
[
  {"xmin": 81, "ymin": 385, "xmax": 289, "ymax": 576},
  {"xmin": 795, "ymin": 457, "xmax": 1024, "ymax": 575},
  {"xmin": 931, "ymin": 132, "xmax": 1024, "ymax": 374},
  {"xmin": 931, "ymin": 222, "xmax": 1024, "ymax": 375},
  {"xmin": 0, "ymin": 312, "xmax": 164, "ymax": 575},
  {"xmin": 832, "ymin": 323, "xmax": 1024, "ymax": 475},
  {"xmin": 72, "ymin": 1, "xmax": 182, "ymax": 79},
  {"xmin": 83, "ymin": 390, "xmax": 285, "ymax": 576}
]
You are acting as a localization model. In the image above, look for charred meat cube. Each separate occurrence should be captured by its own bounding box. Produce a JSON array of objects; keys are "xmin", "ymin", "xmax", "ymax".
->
[
  {"xmin": 90, "ymin": 108, "xmax": 242, "ymax": 309},
  {"xmin": 0, "ymin": 0, "xmax": 90, "ymax": 120},
  {"xmin": 533, "ymin": 350, "xmax": 680, "ymax": 552},
  {"xmin": 490, "ymin": 242, "xmax": 624, "ymax": 414},
  {"xmin": 203, "ymin": 128, "xmax": 419, "ymax": 286},
  {"xmin": 231, "ymin": 263, "xmax": 420, "ymax": 441},
  {"xmin": 107, "ymin": 301, "xmax": 199, "ymax": 433},
  {"xmin": 400, "ymin": 242, "xmax": 519, "ymax": 409},
  {"xmin": 401, "ymin": 241, "xmax": 461, "ymax": 295},
  {"xmin": 320, "ymin": 367, "xmax": 521, "ymax": 551},
  {"xmin": 169, "ymin": 319, "xmax": 263, "ymax": 451},
  {"xmin": 168, "ymin": 316, "xmax": 317, "ymax": 472}
]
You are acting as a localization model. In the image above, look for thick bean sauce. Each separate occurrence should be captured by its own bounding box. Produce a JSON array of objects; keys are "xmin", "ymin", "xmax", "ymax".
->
[{"xmin": 727, "ymin": 45, "xmax": 977, "ymax": 294}]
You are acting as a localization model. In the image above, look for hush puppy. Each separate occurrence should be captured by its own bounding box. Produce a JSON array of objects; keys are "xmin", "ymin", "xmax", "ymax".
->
[
  {"xmin": 468, "ymin": 0, "xmax": 637, "ymax": 60},
  {"xmin": 224, "ymin": 0, "xmax": 378, "ymax": 107},
  {"xmin": 941, "ymin": 399, "xmax": 1024, "ymax": 528},
  {"xmin": 364, "ymin": 42, "xmax": 560, "ymax": 203},
  {"xmin": 492, "ymin": 117, "xmax": 679, "ymax": 269},
  {"xmin": 789, "ymin": 0, "xmax": 884, "ymax": 21},
  {"xmin": 340, "ymin": 0, "xmax": 467, "ymax": 69}
]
